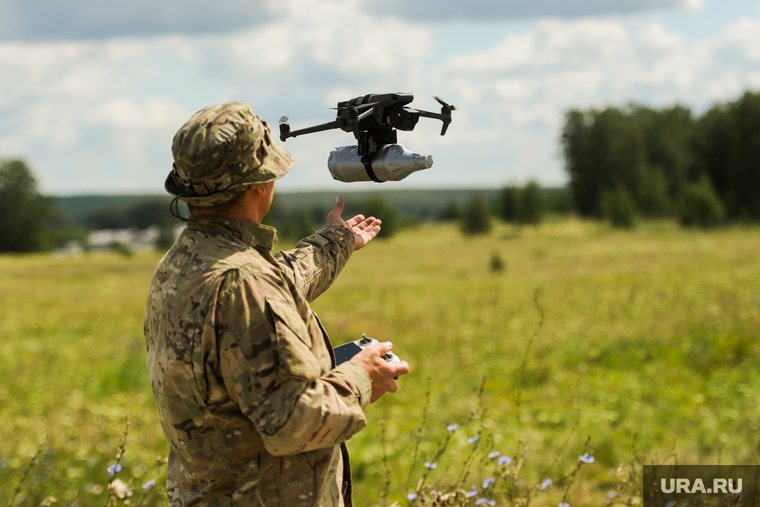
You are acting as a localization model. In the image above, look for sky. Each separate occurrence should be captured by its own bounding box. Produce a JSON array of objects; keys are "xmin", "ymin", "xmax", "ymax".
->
[{"xmin": 0, "ymin": 0, "xmax": 759, "ymax": 195}]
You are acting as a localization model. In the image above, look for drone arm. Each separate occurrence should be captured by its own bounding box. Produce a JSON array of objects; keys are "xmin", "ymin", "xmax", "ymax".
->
[
  {"xmin": 416, "ymin": 109, "xmax": 452, "ymax": 136},
  {"xmin": 280, "ymin": 120, "xmax": 344, "ymax": 142}
]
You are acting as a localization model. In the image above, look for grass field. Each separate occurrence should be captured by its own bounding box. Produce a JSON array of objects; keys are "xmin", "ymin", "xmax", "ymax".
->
[{"xmin": 1, "ymin": 219, "xmax": 759, "ymax": 506}]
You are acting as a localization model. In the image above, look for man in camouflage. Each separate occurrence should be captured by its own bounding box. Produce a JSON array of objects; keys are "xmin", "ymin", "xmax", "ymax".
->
[{"xmin": 144, "ymin": 103, "xmax": 409, "ymax": 506}]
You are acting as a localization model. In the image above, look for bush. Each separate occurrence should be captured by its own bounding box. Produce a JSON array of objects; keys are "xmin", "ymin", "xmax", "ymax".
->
[
  {"xmin": 601, "ymin": 185, "xmax": 637, "ymax": 229},
  {"xmin": 497, "ymin": 186, "xmax": 522, "ymax": 222},
  {"xmin": 489, "ymin": 251, "xmax": 506, "ymax": 272},
  {"xmin": 677, "ymin": 177, "xmax": 725, "ymax": 228},
  {"xmin": 461, "ymin": 193, "xmax": 492, "ymax": 235},
  {"xmin": 440, "ymin": 200, "xmax": 463, "ymax": 221},
  {"xmin": 520, "ymin": 181, "xmax": 546, "ymax": 225}
]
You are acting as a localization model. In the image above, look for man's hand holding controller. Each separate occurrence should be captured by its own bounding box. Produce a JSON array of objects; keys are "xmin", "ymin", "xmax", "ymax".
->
[{"xmin": 349, "ymin": 336, "xmax": 409, "ymax": 403}]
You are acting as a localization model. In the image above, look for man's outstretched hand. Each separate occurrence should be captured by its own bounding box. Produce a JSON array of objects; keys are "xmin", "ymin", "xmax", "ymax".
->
[{"xmin": 327, "ymin": 196, "xmax": 382, "ymax": 250}]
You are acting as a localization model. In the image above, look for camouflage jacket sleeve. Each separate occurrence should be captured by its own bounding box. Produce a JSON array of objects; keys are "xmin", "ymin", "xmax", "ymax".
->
[
  {"xmin": 216, "ymin": 270, "xmax": 371, "ymax": 456},
  {"xmin": 274, "ymin": 224, "xmax": 356, "ymax": 303}
]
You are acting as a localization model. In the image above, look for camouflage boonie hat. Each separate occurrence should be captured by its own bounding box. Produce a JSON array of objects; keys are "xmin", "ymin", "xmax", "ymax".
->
[{"xmin": 166, "ymin": 102, "xmax": 294, "ymax": 207}]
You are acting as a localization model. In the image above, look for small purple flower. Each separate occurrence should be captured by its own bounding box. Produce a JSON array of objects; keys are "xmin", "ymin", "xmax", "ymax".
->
[
  {"xmin": 447, "ymin": 423, "xmax": 459, "ymax": 431},
  {"xmin": 424, "ymin": 462, "xmax": 438, "ymax": 469},
  {"xmin": 407, "ymin": 492, "xmax": 418, "ymax": 501},
  {"xmin": 559, "ymin": 503, "xmax": 570, "ymax": 507},
  {"xmin": 465, "ymin": 486, "xmax": 478, "ymax": 498},
  {"xmin": 143, "ymin": 479, "xmax": 157, "ymax": 491},
  {"xmin": 483, "ymin": 477, "xmax": 494, "ymax": 489},
  {"xmin": 498, "ymin": 455, "xmax": 512, "ymax": 466},
  {"xmin": 475, "ymin": 499, "xmax": 490, "ymax": 505},
  {"xmin": 107, "ymin": 463, "xmax": 122, "ymax": 476},
  {"xmin": 541, "ymin": 478, "xmax": 553, "ymax": 489},
  {"xmin": 471, "ymin": 409, "xmax": 476, "ymax": 415},
  {"xmin": 607, "ymin": 491, "xmax": 615, "ymax": 499},
  {"xmin": 488, "ymin": 450, "xmax": 501, "ymax": 459},
  {"xmin": 578, "ymin": 453, "xmax": 594, "ymax": 463},
  {"xmin": 467, "ymin": 435, "xmax": 480, "ymax": 444},
  {"xmin": 665, "ymin": 501, "xmax": 676, "ymax": 507}
]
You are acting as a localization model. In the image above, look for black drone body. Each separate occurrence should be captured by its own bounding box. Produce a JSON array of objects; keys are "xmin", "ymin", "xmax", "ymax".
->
[{"xmin": 278, "ymin": 92, "xmax": 454, "ymax": 157}]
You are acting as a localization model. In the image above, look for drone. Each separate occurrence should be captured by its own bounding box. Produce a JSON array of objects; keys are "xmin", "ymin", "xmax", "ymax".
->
[{"xmin": 278, "ymin": 93, "xmax": 455, "ymax": 183}]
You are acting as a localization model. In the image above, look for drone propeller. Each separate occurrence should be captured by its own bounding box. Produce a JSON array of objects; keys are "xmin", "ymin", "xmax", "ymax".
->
[{"xmin": 434, "ymin": 96, "xmax": 456, "ymax": 111}]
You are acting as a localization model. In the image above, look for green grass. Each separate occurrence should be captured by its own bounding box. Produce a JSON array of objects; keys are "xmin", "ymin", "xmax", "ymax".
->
[{"xmin": 1, "ymin": 219, "xmax": 759, "ymax": 506}]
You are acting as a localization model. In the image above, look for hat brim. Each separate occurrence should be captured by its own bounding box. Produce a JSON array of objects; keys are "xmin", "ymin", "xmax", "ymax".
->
[{"xmin": 166, "ymin": 141, "xmax": 294, "ymax": 207}]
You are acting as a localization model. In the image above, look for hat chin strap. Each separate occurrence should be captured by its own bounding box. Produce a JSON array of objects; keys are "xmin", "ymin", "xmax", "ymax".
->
[{"xmin": 170, "ymin": 197, "xmax": 189, "ymax": 222}]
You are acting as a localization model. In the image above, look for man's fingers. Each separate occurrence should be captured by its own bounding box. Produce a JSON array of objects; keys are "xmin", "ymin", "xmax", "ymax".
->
[
  {"xmin": 391, "ymin": 360, "xmax": 410, "ymax": 378},
  {"xmin": 355, "ymin": 217, "xmax": 378, "ymax": 230},
  {"xmin": 375, "ymin": 341, "xmax": 393, "ymax": 356},
  {"xmin": 345, "ymin": 214, "xmax": 365, "ymax": 228}
]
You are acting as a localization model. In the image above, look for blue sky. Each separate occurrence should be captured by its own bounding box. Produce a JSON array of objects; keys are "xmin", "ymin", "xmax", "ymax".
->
[{"xmin": 0, "ymin": 0, "xmax": 759, "ymax": 195}]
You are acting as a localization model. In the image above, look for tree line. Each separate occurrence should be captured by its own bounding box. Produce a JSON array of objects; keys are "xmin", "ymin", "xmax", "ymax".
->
[
  {"xmin": 1, "ymin": 88, "xmax": 758, "ymax": 252},
  {"xmin": 562, "ymin": 90, "xmax": 760, "ymax": 228}
]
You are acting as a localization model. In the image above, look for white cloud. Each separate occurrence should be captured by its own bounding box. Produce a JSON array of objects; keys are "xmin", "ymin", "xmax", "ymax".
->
[
  {"xmin": 0, "ymin": 0, "xmax": 433, "ymax": 193},
  {"xmin": 0, "ymin": 0, "xmax": 276, "ymax": 41},
  {"xmin": 0, "ymin": 0, "xmax": 699, "ymax": 43},
  {"xmin": 1, "ymin": 3, "xmax": 760, "ymax": 194},
  {"xmin": 362, "ymin": 0, "xmax": 699, "ymax": 22},
  {"xmin": 419, "ymin": 13, "xmax": 760, "ymax": 185}
]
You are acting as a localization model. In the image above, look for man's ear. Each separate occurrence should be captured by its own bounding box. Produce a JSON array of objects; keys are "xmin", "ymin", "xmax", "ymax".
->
[{"xmin": 252, "ymin": 181, "xmax": 273, "ymax": 197}]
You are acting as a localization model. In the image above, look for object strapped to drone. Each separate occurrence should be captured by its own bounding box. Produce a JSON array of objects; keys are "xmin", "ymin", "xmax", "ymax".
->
[{"xmin": 278, "ymin": 93, "xmax": 454, "ymax": 183}]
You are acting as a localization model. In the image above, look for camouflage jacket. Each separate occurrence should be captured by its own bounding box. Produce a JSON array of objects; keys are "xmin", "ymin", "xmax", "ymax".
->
[{"xmin": 144, "ymin": 216, "xmax": 372, "ymax": 507}]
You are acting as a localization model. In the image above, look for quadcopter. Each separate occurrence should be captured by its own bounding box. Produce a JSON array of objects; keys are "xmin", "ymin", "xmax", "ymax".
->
[
  {"xmin": 279, "ymin": 92, "xmax": 455, "ymax": 155},
  {"xmin": 278, "ymin": 93, "xmax": 455, "ymax": 183}
]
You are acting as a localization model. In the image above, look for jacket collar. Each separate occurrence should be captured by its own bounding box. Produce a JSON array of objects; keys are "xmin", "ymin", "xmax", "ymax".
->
[{"xmin": 186, "ymin": 215, "xmax": 277, "ymax": 252}]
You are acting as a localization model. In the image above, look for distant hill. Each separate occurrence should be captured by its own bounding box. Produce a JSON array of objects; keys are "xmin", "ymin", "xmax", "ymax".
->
[
  {"xmin": 55, "ymin": 189, "xmax": 506, "ymax": 227},
  {"xmin": 54, "ymin": 187, "xmax": 571, "ymax": 229}
]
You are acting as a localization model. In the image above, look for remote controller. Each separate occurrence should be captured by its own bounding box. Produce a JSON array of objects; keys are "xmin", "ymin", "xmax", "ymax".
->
[{"xmin": 333, "ymin": 333, "xmax": 402, "ymax": 366}]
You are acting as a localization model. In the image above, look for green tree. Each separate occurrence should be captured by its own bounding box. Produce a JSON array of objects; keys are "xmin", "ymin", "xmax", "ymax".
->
[
  {"xmin": 546, "ymin": 187, "xmax": 574, "ymax": 215},
  {"xmin": 280, "ymin": 207, "xmax": 316, "ymax": 240},
  {"xmin": 461, "ymin": 193, "xmax": 492, "ymax": 235},
  {"xmin": 519, "ymin": 181, "xmax": 546, "ymax": 225},
  {"xmin": 562, "ymin": 107, "xmax": 649, "ymax": 217},
  {"xmin": 497, "ymin": 185, "xmax": 522, "ymax": 222},
  {"xmin": 155, "ymin": 218, "xmax": 178, "ymax": 251},
  {"xmin": 601, "ymin": 185, "xmax": 637, "ymax": 229},
  {"xmin": 695, "ymin": 91, "xmax": 760, "ymax": 220},
  {"xmin": 637, "ymin": 166, "xmax": 670, "ymax": 216},
  {"xmin": 562, "ymin": 104, "xmax": 693, "ymax": 218},
  {"xmin": 440, "ymin": 200, "xmax": 463, "ymax": 221},
  {"xmin": 130, "ymin": 198, "xmax": 174, "ymax": 229},
  {"xmin": 0, "ymin": 159, "xmax": 52, "ymax": 252},
  {"xmin": 86, "ymin": 205, "xmax": 133, "ymax": 229},
  {"xmin": 677, "ymin": 177, "xmax": 725, "ymax": 228}
]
